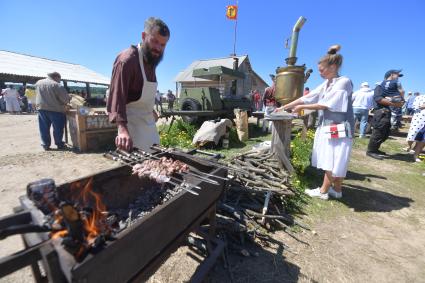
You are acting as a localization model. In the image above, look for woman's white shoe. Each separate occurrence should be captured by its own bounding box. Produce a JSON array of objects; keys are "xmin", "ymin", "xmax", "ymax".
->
[
  {"xmin": 305, "ymin": 187, "xmax": 329, "ymax": 200},
  {"xmin": 328, "ymin": 186, "xmax": 342, "ymax": 199}
]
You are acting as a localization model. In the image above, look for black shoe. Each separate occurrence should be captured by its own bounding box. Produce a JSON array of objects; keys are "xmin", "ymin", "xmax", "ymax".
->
[
  {"xmin": 43, "ymin": 146, "xmax": 51, "ymax": 151},
  {"xmin": 57, "ymin": 144, "xmax": 67, "ymax": 150},
  {"xmin": 366, "ymin": 151, "xmax": 383, "ymax": 160},
  {"xmin": 376, "ymin": 149, "xmax": 387, "ymax": 156}
]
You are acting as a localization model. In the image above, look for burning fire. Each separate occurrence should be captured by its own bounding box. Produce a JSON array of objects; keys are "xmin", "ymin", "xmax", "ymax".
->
[
  {"xmin": 50, "ymin": 177, "xmax": 109, "ymax": 247},
  {"xmin": 79, "ymin": 178, "xmax": 107, "ymax": 242},
  {"xmin": 51, "ymin": 229, "xmax": 68, "ymax": 240}
]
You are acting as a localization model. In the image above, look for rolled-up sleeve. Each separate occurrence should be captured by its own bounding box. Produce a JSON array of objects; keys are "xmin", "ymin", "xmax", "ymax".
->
[
  {"xmin": 107, "ymin": 61, "xmax": 131, "ymax": 123},
  {"xmin": 301, "ymin": 82, "xmax": 324, "ymax": 104},
  {"xmin": 318, "ymin": 78, "xmax": 352, "ymax": 112}
]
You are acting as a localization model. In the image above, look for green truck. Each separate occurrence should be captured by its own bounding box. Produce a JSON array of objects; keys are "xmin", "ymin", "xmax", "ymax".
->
[{"xmin": 162, "ymin": 64, "xmax": 254, "ymax": 124}]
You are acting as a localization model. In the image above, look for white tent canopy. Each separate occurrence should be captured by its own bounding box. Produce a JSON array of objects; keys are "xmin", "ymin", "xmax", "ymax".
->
[{"xmin": 0, "ymin": 50, "xmax": 110, "ymax": 85}]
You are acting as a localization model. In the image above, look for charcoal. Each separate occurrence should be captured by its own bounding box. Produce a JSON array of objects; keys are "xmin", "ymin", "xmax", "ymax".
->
[{"xmin": 62, "ymin": 236, "xmax": 85, "ymax": 260}]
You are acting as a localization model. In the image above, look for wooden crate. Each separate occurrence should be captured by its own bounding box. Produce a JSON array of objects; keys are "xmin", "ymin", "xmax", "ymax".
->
[{"xmin": 66, "ymin": 109, "xmax": 117, "ymax": 152}]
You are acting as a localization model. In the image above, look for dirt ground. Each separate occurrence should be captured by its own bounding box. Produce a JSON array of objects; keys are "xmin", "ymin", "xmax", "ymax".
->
[{"xmin": 1, "ymin": 113, "xmax": 425, "ymax": 283}]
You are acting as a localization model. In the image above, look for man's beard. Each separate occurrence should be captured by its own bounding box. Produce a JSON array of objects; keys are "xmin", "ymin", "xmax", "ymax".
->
[{"xmin": 142, "ymin": 44, "xmax": 163, "ymax": 67}]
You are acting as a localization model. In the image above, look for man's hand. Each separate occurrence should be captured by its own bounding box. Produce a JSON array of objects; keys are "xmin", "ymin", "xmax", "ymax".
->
[
  {"xmin": 392, "ymin": 101, "xmax": 404, "ymax": 108},
  {"xmin": 116, "ymin": 124, "xmax": 133, "ymax": 151}
]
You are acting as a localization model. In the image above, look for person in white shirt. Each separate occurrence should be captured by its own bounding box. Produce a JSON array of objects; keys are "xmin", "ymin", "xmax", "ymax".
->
[
  {"xmin": 1, "ymin": 85, "xmax": 21, "ymax": 114},
  {"xmin": 276, "ymin": 44, "xmax": 353, "ymax": 200},
  {"xmin": 352, "ymin": 82, "xmax": 374, "ymax": 138},
  {"xmin": 155, "ymin": 90, "xmax": 162, "ymax": 112}
]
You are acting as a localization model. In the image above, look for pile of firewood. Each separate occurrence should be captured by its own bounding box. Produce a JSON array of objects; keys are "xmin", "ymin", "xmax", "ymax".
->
[{"xmin": 215, "ymin": 149, "xmax": 308, "ymax": 255}]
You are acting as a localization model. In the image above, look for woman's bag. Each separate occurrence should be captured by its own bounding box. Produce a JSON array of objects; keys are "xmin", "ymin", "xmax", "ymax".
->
[{"xmin": 323, "ymin": 121, "xmax": 352, "ymax": 139}]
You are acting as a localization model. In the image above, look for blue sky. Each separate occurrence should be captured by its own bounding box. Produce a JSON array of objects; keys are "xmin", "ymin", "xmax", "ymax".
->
[{"xmin": 1, "ymin": 0, "xmax": 424, "ymax": 94}]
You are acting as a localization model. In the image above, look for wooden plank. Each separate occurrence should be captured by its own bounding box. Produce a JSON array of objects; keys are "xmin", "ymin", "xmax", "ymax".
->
[
  {"xmin": 84, "ymin": 128, "xmax": 117, "ymax": 134},
  {"xmin": 76, "ymin": 110, "xmax": 87, "ymax": 152}
]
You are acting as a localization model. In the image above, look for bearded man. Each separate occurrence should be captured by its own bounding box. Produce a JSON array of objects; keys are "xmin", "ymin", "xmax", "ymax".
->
[{"xmin": 107, "ymin": 17, "xmax": 170, "ymax": 152}]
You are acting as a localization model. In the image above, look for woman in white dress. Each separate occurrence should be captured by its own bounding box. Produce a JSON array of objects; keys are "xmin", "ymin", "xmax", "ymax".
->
[
  {"xmin": 276, "ymin": 45, "xmax": 354, "ymax": 200},
  {"xmin": 405, "ymin": 94, "xmax": 425, "ymax": 155},
  {"xmin": 1, "ymin": 86, "xmax": 21, "ymax": 114}
]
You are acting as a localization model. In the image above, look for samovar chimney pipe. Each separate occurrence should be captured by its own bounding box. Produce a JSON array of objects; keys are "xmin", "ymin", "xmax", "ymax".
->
[
  {"xmin": 286, "ymin": 16, "xmax": 306, "ymax": 66},
  {"xmin": 274, "ymin": 16, "xmax": 309, "ymax": 106}
]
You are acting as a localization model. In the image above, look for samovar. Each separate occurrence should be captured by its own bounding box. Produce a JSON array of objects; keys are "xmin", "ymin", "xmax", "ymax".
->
[{"xmin": 275, "ymin": 16, "xmax": 312, "ymax": 106}]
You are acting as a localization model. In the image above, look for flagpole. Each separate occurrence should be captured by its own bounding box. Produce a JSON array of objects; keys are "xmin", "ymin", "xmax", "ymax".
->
[{"xmin": 232, "ymin": 0, "xmax": 238, "ymax": 56}]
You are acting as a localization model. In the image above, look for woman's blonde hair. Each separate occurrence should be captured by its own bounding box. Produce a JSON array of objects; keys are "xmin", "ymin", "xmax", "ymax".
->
[{"xmin": 319, "ymin": 45, "xmax": 343, "ymax": 68}]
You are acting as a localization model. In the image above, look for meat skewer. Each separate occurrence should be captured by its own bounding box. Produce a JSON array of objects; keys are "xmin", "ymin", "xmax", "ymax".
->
[
  {"xmin": 104, "ymin": 153, "xmax": 199, "ymax": 196},
  {"xmin": 110, "ymin": 152, "xmax": 198, "ymax": 187},
  {"xmin": 127, "ymin": 149, "xmax": 222, "ymax": 185},
  {"xmin": 149, "ymin": 145, "xmax": 248, "ymax": 176}
]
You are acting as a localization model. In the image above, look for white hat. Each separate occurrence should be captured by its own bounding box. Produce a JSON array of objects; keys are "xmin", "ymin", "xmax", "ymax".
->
[{"xmin": 360, "ymin": 82, "xmax": 369, "ymax": 88}]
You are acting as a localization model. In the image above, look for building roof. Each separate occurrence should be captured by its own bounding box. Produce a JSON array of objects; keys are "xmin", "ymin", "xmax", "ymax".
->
[
  {"xmin": 0, "ymin": 50, "xmax": 110, "ymax": 85},
  {"xmin": 174, "ymin": 55, "xmax": 268, "ymax": 87},
  {"xmin": 174, "ymin": 55, "xmax": 249, "ymax": 82}
]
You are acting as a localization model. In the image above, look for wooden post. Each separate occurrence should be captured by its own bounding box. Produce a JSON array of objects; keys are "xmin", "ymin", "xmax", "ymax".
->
[
  {"xmin": 76, "ymin": 109, "xmax": 87, "ymax": 152},
  {"xmin": 266, "ymin": 114, "xmax": 294, "ymax": 173}
]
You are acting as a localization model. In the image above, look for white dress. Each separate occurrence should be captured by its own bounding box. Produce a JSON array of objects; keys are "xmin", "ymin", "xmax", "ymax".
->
[
  {"xmin": 2, "ymin": 88, "xmax": 21, "ymax": 112},
  {"xmin": 301, "ymin": 76, "xmax": 353, "ymax": 178},
  {"xmin": 406, "ymin": 95, "xmax": 425, "ymax": 141}
]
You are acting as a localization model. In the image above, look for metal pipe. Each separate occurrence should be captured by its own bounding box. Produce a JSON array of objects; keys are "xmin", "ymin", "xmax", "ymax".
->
[{"xmin": 288, "ymin": 16, "xmax": 307, "ymax": 65}]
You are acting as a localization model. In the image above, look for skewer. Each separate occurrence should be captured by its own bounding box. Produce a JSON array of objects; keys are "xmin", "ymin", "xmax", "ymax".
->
[
  {"xmin": 130, "ymin": 150, "xmax": 221, "ymax": 185},
  {"xmin": 110, "ymin": 151, "xmax": 202, "ymax": 190},
  {"xmin": 104, "ymin": 152, "xmax": 199, "ymax": 196},
  {"xmin": 117, "ymin": 149, "xmax": 223, "ymax": 185},
  {"xmin": 149, "ymin": 145, "xmax": 248, "ymax": 175}
]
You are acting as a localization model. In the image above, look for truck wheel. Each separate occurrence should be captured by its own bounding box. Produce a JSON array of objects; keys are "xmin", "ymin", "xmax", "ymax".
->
[{"xmin": 181, "ymin": 98, "xmax": 202, "ymax": 124}]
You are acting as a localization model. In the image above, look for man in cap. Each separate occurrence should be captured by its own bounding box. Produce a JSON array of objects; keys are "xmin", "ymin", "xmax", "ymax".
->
[
  {"xmin": 366, "ymin": 70, "xmax": 405, "ymax": 159},
  {"xmin": 107, "ymin": 17, "xmax": 170, "ymax": 152},
  {"xmin": 352, "ymin": 82, "xmax": 374, "ymax": 138},
  {"xmin": 35, "ymin": 72, "xmax": 71, "ymax": 150}
]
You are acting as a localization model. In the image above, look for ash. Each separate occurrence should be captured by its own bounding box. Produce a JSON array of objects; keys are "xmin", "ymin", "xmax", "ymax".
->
[{"xmin": 109, "ymin": 182, "xmax": 184, "ymax": 231}]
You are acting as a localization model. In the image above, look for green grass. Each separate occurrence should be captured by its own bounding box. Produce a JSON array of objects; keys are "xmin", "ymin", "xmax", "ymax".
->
[{"xmin": 300, "ymin": 132, "xmax": 425, "ymax": 223}]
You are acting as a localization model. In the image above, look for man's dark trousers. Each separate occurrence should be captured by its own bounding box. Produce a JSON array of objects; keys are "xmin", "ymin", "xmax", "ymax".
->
[
  {"xmin": 367, "ymin": 108, "xmax": 391, "ymax": 152},
  {"xmin": 38, "ymin": 109, "xmax": 66, "ymax": 149}
]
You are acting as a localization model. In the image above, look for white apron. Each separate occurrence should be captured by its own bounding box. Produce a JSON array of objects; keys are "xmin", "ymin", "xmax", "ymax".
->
[{"xmin": 126, "ymin": 44, "xmax": 159, "ymax": 152}]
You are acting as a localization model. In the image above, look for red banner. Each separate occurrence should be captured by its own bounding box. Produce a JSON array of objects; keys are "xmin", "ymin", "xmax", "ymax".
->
[{"xmin": 226, "ymin": 5, "xmax": 238, "ymax": 20}]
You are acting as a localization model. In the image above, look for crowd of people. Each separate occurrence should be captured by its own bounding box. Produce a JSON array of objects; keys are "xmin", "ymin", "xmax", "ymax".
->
[{"xmin": 0, "ymin": 85, "xmax": 35, "ymax": 114}]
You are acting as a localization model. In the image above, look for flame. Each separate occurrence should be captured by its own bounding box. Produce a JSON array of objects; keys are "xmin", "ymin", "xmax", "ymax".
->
[
  {"xmin": 51, "ymin": 177, "xmax": 108, "ymax": 244},
  {"xmin": 51, "ymin": 230, "xmax": 68, "ymax": 240},
  {"xmin": 79, "ymin": 178, "xmax": 107, "ymax": 241}
]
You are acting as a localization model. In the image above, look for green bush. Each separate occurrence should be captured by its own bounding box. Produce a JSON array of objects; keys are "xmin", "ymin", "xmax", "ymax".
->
[
  {"xmin": 285, "ymin": 129, "xmax": 316, "ymax": 213},
  {"xmin": 159, "ymin": 120, "xmax": 197, "ymax": 148},
  {"xmin": 291, "ymin": 130, "xmax": 315, "ymax": 173}
]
